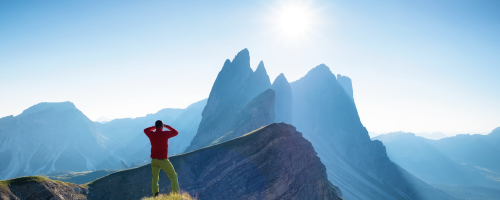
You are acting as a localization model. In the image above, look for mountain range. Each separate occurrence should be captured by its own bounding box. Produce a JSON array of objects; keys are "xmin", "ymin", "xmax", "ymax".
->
[
  {"xmin": 181, "ymin": 49, "xmax": 454, "ymax": 199},
  {"xmin": 0, "ymin": 102, "xmax": 122, "ymax": 180},
  {"xmin": 1, "ymin": 48, "xmax": 490, "ymax": 199},
  {"xmin": 374, "ymin": 128, "xmax": 500, "ymax": 199},
  {"xmin": 95, "ymin": 98, "xmax": 208, "ymax": 166}
]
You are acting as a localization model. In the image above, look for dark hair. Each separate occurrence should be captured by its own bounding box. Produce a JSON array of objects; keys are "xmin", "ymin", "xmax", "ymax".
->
[{"xmin": 155, "ymin": 120, "xmax": 163, "ymax": 129}]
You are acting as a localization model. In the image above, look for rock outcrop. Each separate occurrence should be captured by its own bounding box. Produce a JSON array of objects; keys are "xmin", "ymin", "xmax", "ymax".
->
[
  {"xmin": 87, "ymin": 123, "xmax": 343, "ymax": 200},
  {"xmin": 291, "ymin": 64, "xmax": 455, "ymax": 200},
  {"xmin": 272, "ymin": 73, "xmax": 293, "ymax": 124},
  {"xmin": 186, "ymin": 49, "xmax": 272, "ymax": 152},
  {"xmin": 0, "ymin": 102, "xmax": 122, "ymax": 180},
  {"xmin": 0, "ymin": 176, "xmax": 88, "ymax": 200}
]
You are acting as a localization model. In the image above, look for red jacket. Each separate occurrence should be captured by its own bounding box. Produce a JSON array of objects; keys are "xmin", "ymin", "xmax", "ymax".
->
[{"xmin": 144, "ymin": 125, "xmax": 179, "ymax": 159}]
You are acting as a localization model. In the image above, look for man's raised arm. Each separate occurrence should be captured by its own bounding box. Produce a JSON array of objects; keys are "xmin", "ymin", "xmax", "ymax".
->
[
  {"xmin": 144, "ymin": 126, "xmax": 156, "ymax": 134},
  {"xmin": 164, "ymin": 124, "xmax": 179, "ymax": 138}
]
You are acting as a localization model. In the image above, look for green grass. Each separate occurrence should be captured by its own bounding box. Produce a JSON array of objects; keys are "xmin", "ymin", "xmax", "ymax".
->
[
  {"xmin": 0, "ymin": 175, "xmax": 81, "ymax": 188},
  {"xmin": 0, "ymin": 176, "xmax": 50, "ymax": 186},
  {"xmin": 141, "ymin": 192, "xmax": 195, "ymax": 200}
]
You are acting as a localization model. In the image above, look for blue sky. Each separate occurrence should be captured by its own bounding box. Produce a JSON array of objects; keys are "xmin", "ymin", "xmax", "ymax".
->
[{"xmin": 1, "ymin": 0, "xmax": 499, "ymax": 135}]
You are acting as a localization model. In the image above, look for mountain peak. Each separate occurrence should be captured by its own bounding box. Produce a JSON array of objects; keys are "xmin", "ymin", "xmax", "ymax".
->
[
  {"xmin": 255, "ymin": 60, "xmax": 266, "ymax": 72},
  {"xmin": 20, "ymin": 101, "xmax": 77, "ymax": 116},
  {"xmin": 302, "ymin": 64, "xmax": 335, "ymax": 81},
  {"xmin": 313, "ymin": 63, "xmax": 332, "ymax": 73},
  {"xmin": 272, "ymin": 73, "xmax": 293, "ymax": 124},
  {"xmin": 273, "ymin": 73, "xmax": 288, "ymax": 85},
  {"xmin": 223, "ymin": 48, "xmax": 252, "ymax": 79},
  {"xmin": 491, "ymin": 127, "xmax": 500, "ymax": 135},
  {"xmin": 254, "ymin": 61, "xmax": 269, "ymax": 78},
  {"xmin": 232, "ymin": 48, "xmax": 250, "ymax": 67}
]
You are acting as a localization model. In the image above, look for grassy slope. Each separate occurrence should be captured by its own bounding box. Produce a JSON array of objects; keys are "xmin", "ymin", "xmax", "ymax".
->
[
  {"xmin": 0, "ymin": 176, "xmax": 50, "ymax": 186},
  {"xmin": 0, "ymin": 175, "xmax": 87, "ymax": 199},
  {"xmin": 141, "ymin": 192, "xmax": 195, "ymax": 200}
]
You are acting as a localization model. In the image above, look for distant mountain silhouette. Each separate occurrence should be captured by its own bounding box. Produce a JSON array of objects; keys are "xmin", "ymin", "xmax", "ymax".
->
[
  {"xmin": 0, "ymin": 102, "xmax": 122, "ymax": 180},
  {"xmin": 96, "ymin": 99, "xmax": 208, "ymax": 165},
  {"xmin": 95, "ymin": 116, "xmax": 112, "ymax": 123},
  {"xmin": 374, "ymin": 128, "xmax": 500, "ymax": 192},
  {"xmin": 415, "ymin": 132, "xmax": 448, "ymax": 140}
]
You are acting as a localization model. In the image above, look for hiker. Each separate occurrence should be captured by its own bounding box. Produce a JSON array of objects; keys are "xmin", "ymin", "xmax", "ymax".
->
[{"xmin": 144, "ymin": 120, "xmax": 180, "ymax": 197}]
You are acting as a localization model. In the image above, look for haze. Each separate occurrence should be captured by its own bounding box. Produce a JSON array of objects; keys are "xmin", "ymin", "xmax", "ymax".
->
[{"xmin": 1, "ymin": 0, "xmax": 499, "ymax": 136}]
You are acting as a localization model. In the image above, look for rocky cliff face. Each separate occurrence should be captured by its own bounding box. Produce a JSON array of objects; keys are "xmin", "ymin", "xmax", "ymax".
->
[
  {"xmin": 291, "ymin": 65, "xmax": 369, "ymax": 152},
  {"xmin": 291, "ymin": 64, "xmax": 455, "ymax": 200},
  {"xmin": 272, "ymin": 73, "xmax": 293, "ymax": 124},
  {"xmin": 87, "ymin": 123, "xmax": 343, "ymax": 200},
  {"xmin": 0, "ymin": 176, "xmax": 88, "ymax": 200},
  {"xmin": 336, "ymin": 74, "xmax": 353, "ymax": 100},
  {"xmin": 0, "ymin": 102, "xmax": 121, "ymax": 180},
  {"xmin": 211, "ymin": 89, "xmax": 275, "ymax": 145},
  {"xmin": 186, "ymin": 49, "xmax": 272, "ymax": 152}
]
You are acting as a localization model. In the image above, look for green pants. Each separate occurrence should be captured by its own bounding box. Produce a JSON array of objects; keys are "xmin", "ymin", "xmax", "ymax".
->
[{"xmin": 151, "ymin": 158, "xmax": 180, "ymax": 194}]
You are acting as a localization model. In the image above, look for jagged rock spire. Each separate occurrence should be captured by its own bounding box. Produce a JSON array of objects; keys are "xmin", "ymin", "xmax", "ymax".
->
[
  {"xmin": 272, "ymin": 73, "xmax": 293, "ymax": 124},
  {"xmin": 186, "ymin": 49, "xmax": 273, "ymax": 152}
]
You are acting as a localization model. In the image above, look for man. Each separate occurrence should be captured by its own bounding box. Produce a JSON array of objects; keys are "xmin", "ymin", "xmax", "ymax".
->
[{"xmin": 144, "ymin": 120, "xmax": 180, "ymax": 197}]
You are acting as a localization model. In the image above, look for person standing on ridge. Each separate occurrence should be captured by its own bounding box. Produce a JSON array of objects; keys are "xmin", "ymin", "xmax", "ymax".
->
[{"xmin": 144, "ymin": 120, "xmax": 180, "ymax": 197}]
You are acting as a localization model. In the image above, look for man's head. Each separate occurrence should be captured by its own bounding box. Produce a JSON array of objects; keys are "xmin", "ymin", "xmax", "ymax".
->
[{"xmin": 155, "ymin": 120, "xmax": 163, "ymax": 129}]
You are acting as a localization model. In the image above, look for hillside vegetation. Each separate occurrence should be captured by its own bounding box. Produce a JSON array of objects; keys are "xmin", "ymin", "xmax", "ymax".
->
[{"xmin": 141, "ymin": 192, "xmax": 195, "ymax": 200}]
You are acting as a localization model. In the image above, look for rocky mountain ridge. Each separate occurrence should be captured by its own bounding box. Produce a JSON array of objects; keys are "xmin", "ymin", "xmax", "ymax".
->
[
  {"xmin": 1, "ymin": 123, "xmax": 344, "ymax": 200},
  {"xmin": 88, "ymin": 123, "xmax": 342, "ymax": 200}
]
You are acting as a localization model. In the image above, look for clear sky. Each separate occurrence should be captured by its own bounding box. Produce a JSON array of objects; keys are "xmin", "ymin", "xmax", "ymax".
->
[{"xmin": 1, "ymin": 0, "xmax": 499, "ymax": 135}]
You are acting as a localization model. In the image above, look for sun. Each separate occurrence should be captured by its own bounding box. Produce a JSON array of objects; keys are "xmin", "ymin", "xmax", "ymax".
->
[{"xmin": 275, "ymin": 3, "xmax": 313, "ymax": 39}]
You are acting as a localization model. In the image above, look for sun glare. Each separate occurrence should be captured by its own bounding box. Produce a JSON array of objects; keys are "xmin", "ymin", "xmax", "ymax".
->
[{"xmin": 275, "ymin": 4, "xmax": 312, "ymax": 39}]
